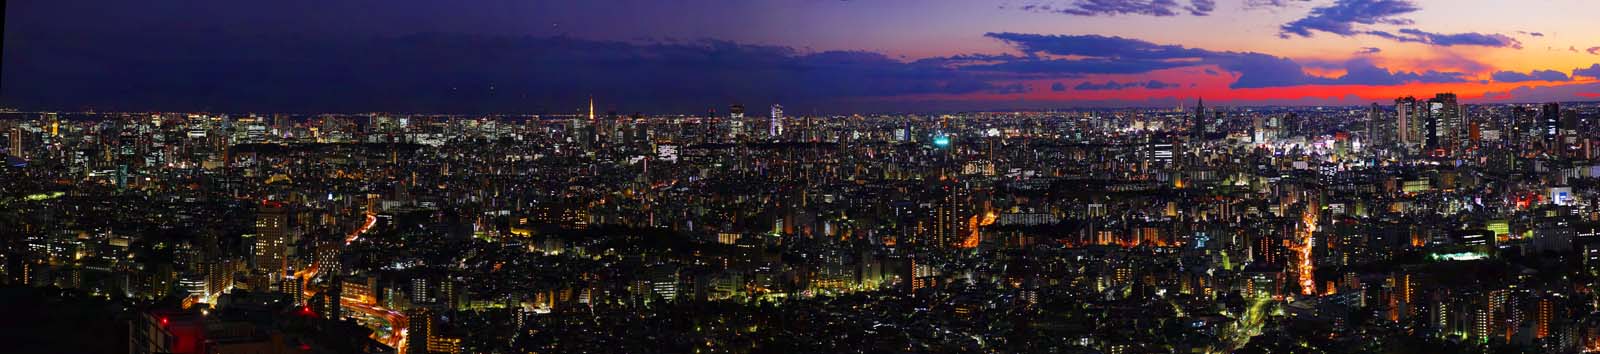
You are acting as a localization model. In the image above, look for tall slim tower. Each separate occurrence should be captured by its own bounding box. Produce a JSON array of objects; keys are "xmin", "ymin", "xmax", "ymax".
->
[
  {"xmin": 588, "ymin": 97, "xmax": 595, "ymax": 121},
  {"xmin": 769, "ymin": 104, "xmax": 784, "ymax": 138},
  {"xmin": 1193, "ymin": 98, "xmax": 1206, "ymax": 141},
  {"xmin": 1367, "ymin": 103, "xmax": 1383, "ymax": 148},
  {"xmin": 7, "ymin": 127, "xmax": 21, "ymax": 159},
  {"xmin": 1395, "ymin": 97, "xmax": 1413, "ymax": 147}
]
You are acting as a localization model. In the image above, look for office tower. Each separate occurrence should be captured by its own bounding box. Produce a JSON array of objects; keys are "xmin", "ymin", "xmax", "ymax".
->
[
  {"xmin": 8, "ymin": 127, "xmax": 22, "ymax": 159},
  {"xmin": 769, "ymin": 104, "xmax": 783, "ymax": 138},
  {"xmin": 406, "ymin": 307, "xmax": 434, "ymax": 354},
  {"xmin": 253, "ymin": 204, "xmax": 289, "ymax": 275},
  {"xmin": 1193, "ymin": 98, "xmax": 1206, "ymax": 141},
  {"xmin": 1541, "ymin": 103, "xmax": 1560, "ymax": 149},
  {"xmin": 1508, "ymin": 106, "xmax": 1527, "ymax": 150},
  {"xmin": 1251, "ymin": 115, "xmax": 1265, "ymax": 143},
  {"xmin": 1281, "ymin": 113, "xmax": 1299, "ymax": 137},
  {"xmin": 1427, "ymin": 93, "xmax": 1461, "ymax": 151},
  {"xmin": 1395, "ymin": 97, "xmax": 1411, "ymax": 146},
  {"xmin": 1366, "ymin": 103, "xmax": 1384, "ymax": 148},
  {"xmin": 728, "ymin": 104, "xmax": 746, "ymax": 139},
  {"xmin": 1536, "ymin": 296, "xmax": 1553, "ymax": 339},
  {"xmin": 934, "ymin": 185, "xmax": 955, "ymax": 248}
]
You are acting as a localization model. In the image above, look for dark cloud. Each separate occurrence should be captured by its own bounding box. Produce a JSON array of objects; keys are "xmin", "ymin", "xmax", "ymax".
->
[
  {"xmin": 1573, "ymin": 64, "xmax": 1600, "ymax": 79},
  {"xmin": 1244, "ymin": 0, "xmax": 1302, "ymax": 9},
  {"xmin": 1278, "ymin": 0, "xmax": 1418, "ymax": 38},
  {"xmin": 983, "ymin": 33, "xmax": 1307, "ymax": 89},
  {"xmin": 980, "ymin": 32, "xmax": 1470, "ymax": 89},
  {"xmin": 1589, "ymin": 47, "xmax": 1600, "ymax": 55},
  {"xmin": 1364, "ymin": 28, "xmax": 1522, "ymax": 48},
  {"xmin": 1187, "ymin": 0, "xmax": 1217, "ymax": 16},
  {"xmin": 2, "ymin": 32, "xmax": 1022, "ymax": 113},
  {"xmin": 1479, "ymin": 82, "xmax": 1600, "ymax": 104},
  {"xmin": 990, "ymin": 83, "xmax": 1031, "ymax": 94},
  {"xmin": 985, "ymin": 33, "xmax": 1211, "ymax": 59},
  {"xmin": 1356, "ymin": 47, "xmax": 1382, "ymax": 54},
  {"xmin": 1492, "ymin": 69, "xmax": 1571, "ymax": 83},
  {"xmin": 1074, "ymin": 80, "xmax": 1181, "ymax": 90},
  {"xmin": 1018, "ymin": 0, "xmax": 1219, "ymax": 17},
  {"xmin": 1276, "ymin": 0, "xmax": 1520, "ymax": 48},
  {"xmin": 1050, "ymin": 82, "xmax": 1069, "ymax": 91},
  {"xmin": 1325, "ymin": 59, "xmax": 1468, "ymax": 85}
]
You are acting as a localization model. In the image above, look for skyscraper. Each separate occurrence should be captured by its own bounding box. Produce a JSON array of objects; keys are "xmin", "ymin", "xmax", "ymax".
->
[
  {"xmin": 7, "ymin": 127, "xmax": 21, "ymax": 159},
  {"xmin": 407, "ymin": 307, "xmax": 434, "ymax": 354},
  {"xmin": 1423, "ymin": 100, "xmax": 1441, "ymax": 151},
  {"xmin": 1423, "ymin": 93, "xmax": 1461, "ymax": 152},
  {"xmin": 1366, "ymin": 103, "xmax": 1384, "ymax": 148},
  {"xmin": 1542, "ymin": 102, "xmax": 1561, "ymax": 148},
  {"xmin": 253, "ymin": 203, "xmax": 289, "ymax": 275},
  {"xmin": 1396, "ymin": 96, "xmax": 1417, "ymax": 149},
  {"xmin": 1192, "ymin": 98, "xmax": 1206, "ymax": 141},
  {"xmin": 728, "ymin": 104, "xmax": 746, "ymax": 139},
  {"xmin": 769, "ymin": 104, "xmax": 784, "ymax": 138}
]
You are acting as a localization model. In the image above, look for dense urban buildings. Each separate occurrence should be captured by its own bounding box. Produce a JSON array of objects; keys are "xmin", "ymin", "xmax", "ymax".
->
[
  {"xmin": 2, "ymin": 98, "xmax": 1599, "ymax": 353},
  {"xmin": 11, "ymin": 1, "xmax": 1600, "ymax": 354}
]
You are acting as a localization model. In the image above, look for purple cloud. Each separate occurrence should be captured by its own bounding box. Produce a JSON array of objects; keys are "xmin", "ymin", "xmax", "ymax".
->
[
  {"xmin": 1279, "ymin": 0, "xmax": 1418, "ymax": 38},
  {"xmin": 1365, "ymin": 29, "xmax": 1522, "ymax": 48},
  {"xmin": 1492, "ymin": 69, "xmax": 1571, "ymax": 83},
  {"xmin": 1051, "ymin": 82, "xmax": 1069, "ymax": 91},
  {"xmin": 1074, "ymin": 80, "xmax": 1181, "ymax": 90},
  {"xmin": 981, "ymin": 32, "xmax": 1473, "ymax": 89},
  {"xmin": 1019, "ymin": 0, "xmax": 1219, "ymax": 17},
  {"xmin": 1356, "ymin": 47, "xmax": 1382, "ymax": 54},
  {"xmin": 1574, "ymin": 64, "xmax": 1600, "ymax": 79},
  {"xmin": 1326, "ymin": 59, "xmax": 1468, "ymax": 85},
  {"xmin": 1589, "ymin": 47, "xmax": 1600, "ymax": 55}
]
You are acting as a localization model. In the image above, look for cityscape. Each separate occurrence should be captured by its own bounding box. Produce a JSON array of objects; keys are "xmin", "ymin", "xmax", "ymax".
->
[{"xmin": 5, "ymin": 1, "xmax": 1600, "ymax": 354}]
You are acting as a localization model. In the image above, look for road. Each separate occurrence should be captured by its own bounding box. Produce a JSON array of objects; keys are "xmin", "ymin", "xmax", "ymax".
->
[{"xmin": 298, "ymin": 213, "xmax": 408, "ymax": 353}]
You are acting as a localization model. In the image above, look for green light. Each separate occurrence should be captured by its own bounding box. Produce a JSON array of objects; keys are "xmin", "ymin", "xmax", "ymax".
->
[
  {"xmin": 1430, "ymin": 252, "xmax": 1487, "ymax": 261},
  {"xmin": 24, "ymin": 191, "xmax": 64, "ymax": 201}
]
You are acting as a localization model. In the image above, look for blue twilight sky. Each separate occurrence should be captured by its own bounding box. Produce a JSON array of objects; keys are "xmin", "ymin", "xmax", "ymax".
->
[{"xmin": 5, "ymin": 0, "xmax": 1600, "ymax": 114}]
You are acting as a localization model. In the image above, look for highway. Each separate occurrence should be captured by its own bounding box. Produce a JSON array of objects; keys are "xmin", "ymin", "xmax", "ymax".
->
[{"xmin": 297, "ymin": 213, "xmax": 408, "ymax": 353}]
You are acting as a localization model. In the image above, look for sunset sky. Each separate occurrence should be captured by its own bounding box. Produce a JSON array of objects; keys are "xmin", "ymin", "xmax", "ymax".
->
[{"xmin": 5, "ymin": 0, "xmax": 1600, "ymax": 113}]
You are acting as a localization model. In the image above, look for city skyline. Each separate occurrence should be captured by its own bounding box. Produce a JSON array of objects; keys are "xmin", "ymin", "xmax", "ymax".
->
[{"xmin": 8, "ymin": 0, "xmax": 1600, "ymax": 113}]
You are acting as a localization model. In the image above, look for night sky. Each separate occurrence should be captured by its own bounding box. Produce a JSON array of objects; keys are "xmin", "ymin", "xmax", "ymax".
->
[{"xmin": 5, "ymin": 0, "xmax": 1600, "ymax": 114}]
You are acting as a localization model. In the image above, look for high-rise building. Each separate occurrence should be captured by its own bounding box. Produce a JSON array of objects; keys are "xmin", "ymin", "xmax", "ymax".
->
[
  {"xmin": 8, "ymin": 127, "xmax": 22, "ymax": 159},
  {"xmin": 1192, "ymin": 98, "xmax": 1206, "ymax": 141},
  {"xmin": 253, "ymin": 203, "xmax": 290, "ymax": 275},
  {"xmin": 769, "ymin": 104, "xmax": 784, "ymax": 138},
  {"xmin": 1536, "ymin": 296, "xmax": 1554, "ymax": 339},
  {"xmin": 1396, "ymin": 96, "xmax": 1420, "ymax": 149},
  {"xmin": 728, "ymin": 104, "xmax": 746, "ymax": 139},
  {"xmin": 1423, "ymin": 100, "xmax": 1442, "ymax": 150},
  {"xmin": 406, "ymin": 307, "xmax": 434, "ymax": 354},
  {"xmin": 1424, "ymin": 93, "xmax": 1461, "ymax": 152},
  {"xmin": 1541, "ymin": 102, "xmax": 1561, "ymax": 148},
  {"xmin": 1366, "ymin": 103, "xmax": 1385, "ymax": 148}
]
